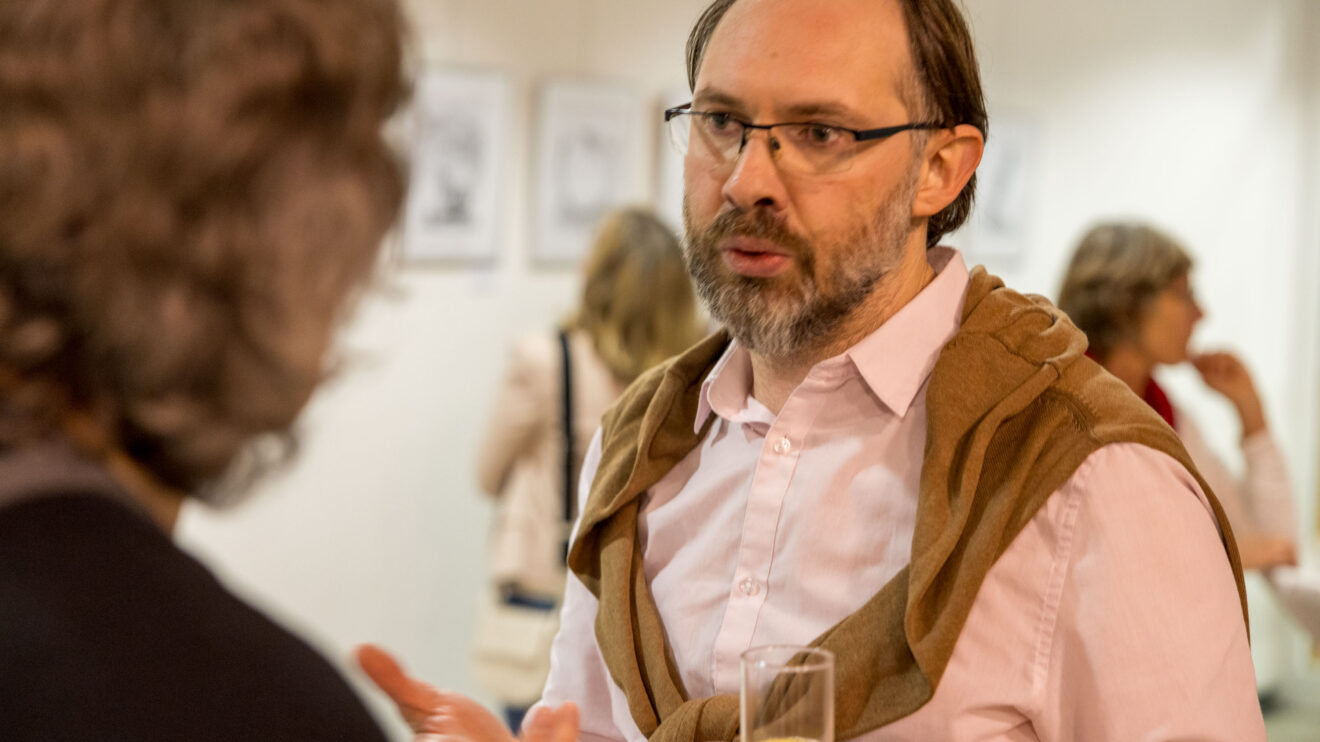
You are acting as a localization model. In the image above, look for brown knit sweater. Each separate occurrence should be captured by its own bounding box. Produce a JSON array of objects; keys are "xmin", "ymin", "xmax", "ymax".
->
[{"xmin": 567, "ymin": 267, "xmax": 1247, "ymax": 741}]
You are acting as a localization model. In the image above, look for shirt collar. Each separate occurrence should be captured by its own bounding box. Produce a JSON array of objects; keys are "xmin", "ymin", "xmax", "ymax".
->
[
  {"xmin": 695, "ymin": 247, "xmax": 970, "ymax": 430},
  {"xmin": 847, "ymin": 246, "xmax": 968, "ymax": 417},
  {"xmin": 694, "ymin": 338, "xmax": 763, "ymax": 433}
]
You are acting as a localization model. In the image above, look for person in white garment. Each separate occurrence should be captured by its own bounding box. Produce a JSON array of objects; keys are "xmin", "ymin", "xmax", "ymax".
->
[
  {"xmin": 473, "ymin": 208, "xmax": 705, "ymax": 731},
  {"xmin": 1058, "ymin": 220, "xmax": 1320, "ymax": 642}
]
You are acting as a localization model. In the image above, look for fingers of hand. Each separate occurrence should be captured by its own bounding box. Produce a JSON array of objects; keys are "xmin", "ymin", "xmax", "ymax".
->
[
  {"xmin": 524, "ymin": 703, "xmax": 580, "ymax": 742},
  {"xmin": 355, "ymin": 643, "xmax": 450, "ymax": 731},
  {"xmin": 522, "ymin": 708, "xmax": 554, "ymax": 742},
  {"xmin": 1193, "ymin": 354, "xmax": 1222, "ymax": 375},
  {"xmin": 394, "ymin": 697, "xmax": 510, "ymax": 738},
  {"xmin": 1195, "ymin": 351, "xmax": 1248, "ymax": 379},
  {"xmin": 552, "ymin": 703, "xmax": 579, "ymax": 742},
  {"xmin": 356, "ymin": 644, "xmax": 407, "ymax": 688},
  {"xmin": 415, "ymin": 694, "xmax": 517, "ymax": 742}
]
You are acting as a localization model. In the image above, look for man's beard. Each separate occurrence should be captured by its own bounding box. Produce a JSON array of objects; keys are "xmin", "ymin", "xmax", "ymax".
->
[{"xmin": 682, "ymin": 179, "xmax": 917, "ymax": 359}]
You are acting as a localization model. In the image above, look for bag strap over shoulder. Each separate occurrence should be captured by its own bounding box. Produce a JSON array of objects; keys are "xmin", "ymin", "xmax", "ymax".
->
[{"xmin": 557, "ymin": 329, "xmax": 575, "ymax": 561}]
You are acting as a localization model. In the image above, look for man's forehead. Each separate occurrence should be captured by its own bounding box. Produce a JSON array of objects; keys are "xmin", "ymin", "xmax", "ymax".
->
[{"xmin": 695, "ymin": 0, "xmax": 913, "ymax": 111}]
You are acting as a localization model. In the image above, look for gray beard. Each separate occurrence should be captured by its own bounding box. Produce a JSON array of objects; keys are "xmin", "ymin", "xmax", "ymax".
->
[{"xmin": 682, "ymin": 183, "xmax": 916, "ymax": 360}]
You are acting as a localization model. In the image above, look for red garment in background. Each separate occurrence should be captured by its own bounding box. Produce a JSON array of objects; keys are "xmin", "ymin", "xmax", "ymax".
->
[
  {"xmin": 1085, "ymin": 350, "xmax": 1177, "ymax": 429},
  {"xmin": 1141, "ymin": 376, "xmax": 1178, "ymax": 430}
]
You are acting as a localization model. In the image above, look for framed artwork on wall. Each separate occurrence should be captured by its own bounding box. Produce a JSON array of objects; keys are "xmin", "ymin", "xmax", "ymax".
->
[
  {"xmin": 400, "ymin": 68, "xmax": 510, "ymax": 263},
  {"xmin": 532, "ymin": 79, "xmax": 649, "ymax": 265},
  {"xmin": 951, "ymin": 114, "xmax": 1041, "ymax": 268}
]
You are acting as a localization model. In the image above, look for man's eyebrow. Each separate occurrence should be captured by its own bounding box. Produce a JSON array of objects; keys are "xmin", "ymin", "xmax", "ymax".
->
[
  {"xmin": 780, "ymin": 101, "xmax": 857, "ymax": 120},
  {"xmin": 690, "ymin": 90, "xmax": 858, "ymax": 122},
  {"xmin": 691, "ymin": 89, "xmax": 744, "ymax": 110}
]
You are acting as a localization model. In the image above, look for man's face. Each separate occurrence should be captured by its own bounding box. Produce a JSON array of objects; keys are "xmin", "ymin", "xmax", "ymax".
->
[{"xmin": 682, "ymin": 0, "xmax": 927, "ymax": 358}]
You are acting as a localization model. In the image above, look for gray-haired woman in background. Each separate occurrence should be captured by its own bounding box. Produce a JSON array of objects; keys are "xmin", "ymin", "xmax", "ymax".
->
[
  {"xmin": 1058, "ymin": 223, "xmax": 1320, "ymax": 647},
  {"xmin": 1058, "ymin": 222, "xmax": 1297, "ymax": 571}
]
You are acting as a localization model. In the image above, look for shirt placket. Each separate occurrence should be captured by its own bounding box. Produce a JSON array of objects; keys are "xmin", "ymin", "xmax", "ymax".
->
[{"xmin": 709, "ymin": 398, "xmax": 810, "ymax": 690}]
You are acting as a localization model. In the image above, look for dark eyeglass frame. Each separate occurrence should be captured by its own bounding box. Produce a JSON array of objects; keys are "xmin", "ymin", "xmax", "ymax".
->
[{"xmin": 663, "ymin": 103, "xmax": 946, "ymax": 148}]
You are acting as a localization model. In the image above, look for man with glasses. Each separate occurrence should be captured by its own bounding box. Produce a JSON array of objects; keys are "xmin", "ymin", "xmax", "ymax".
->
[{"xmin": 364, "ymin": 0, "xmax": 1264, "ymax": 739}]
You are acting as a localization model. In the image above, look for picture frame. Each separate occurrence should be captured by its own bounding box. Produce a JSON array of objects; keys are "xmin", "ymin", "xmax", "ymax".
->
[
  {"xmin": 531, "ymin": 79, "xmax": 650, "ymax": 264},
  {"xmin": 400, "ymin": 68, "xmax": 510, "ymax": 264},
  {"xmin": 952, "ymin": 114, "xmax": 1041, "ymax": 266}
]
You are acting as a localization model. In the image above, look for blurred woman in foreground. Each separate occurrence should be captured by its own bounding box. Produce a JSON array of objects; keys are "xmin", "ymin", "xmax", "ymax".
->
[{"xmin": 0, "ymin": 0, "xmax": 404, "ymax": 737}]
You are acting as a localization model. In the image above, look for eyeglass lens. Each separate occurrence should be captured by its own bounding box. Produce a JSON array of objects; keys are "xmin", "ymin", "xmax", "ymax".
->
[{"xmin": 668, "ymin": 113, "xmax": 858, "ymax": 176}]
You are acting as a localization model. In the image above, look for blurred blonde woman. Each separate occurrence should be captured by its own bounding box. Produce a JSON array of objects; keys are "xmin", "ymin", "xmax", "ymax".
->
[{"xmin": 473, "ymin": 207, "xmax": 705, "ymax": 729}]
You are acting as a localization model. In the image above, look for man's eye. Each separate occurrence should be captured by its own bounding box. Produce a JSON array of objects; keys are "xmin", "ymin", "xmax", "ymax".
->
[
  {"xmin": 795, "ymin": 124, "xmax": 845, "ymax": 147},
  {"xmin": 706, "ymin": 113, "xmax": 735, "ymax": 131}
]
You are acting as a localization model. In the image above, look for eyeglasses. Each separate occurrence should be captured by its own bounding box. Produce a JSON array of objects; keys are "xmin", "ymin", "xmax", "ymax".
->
[{"xmin": 664, "ymin": 103, "xmax": 943, "ymax": 176}]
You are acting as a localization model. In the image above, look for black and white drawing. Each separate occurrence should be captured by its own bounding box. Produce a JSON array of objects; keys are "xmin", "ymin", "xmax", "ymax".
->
[
  {"xmin": 402, "ymin": 69, "xmax": 509, "ymax": 263},
  {"xmin": 533, "ymin": 80, "xmax": 648, "ymax": 264}
]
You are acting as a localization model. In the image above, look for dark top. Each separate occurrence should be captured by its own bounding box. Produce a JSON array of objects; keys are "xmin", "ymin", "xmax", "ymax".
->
[{"xmin": 0, "ymin": 492, "xmax": 388, "ymax": 741}]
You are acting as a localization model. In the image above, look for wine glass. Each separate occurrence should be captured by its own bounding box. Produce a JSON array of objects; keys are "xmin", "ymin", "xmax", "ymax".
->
[{"xmin": 740, "ymin": 645, "xmax": 834, "ymax": 742}]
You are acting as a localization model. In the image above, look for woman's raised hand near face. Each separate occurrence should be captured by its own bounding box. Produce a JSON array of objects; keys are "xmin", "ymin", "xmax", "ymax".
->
[{"xmin": 1190, "ymin": 351, "xmax": 1266, "ymax": 438}]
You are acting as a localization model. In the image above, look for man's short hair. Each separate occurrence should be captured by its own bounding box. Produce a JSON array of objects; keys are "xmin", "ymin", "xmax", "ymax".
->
[
  {"xmin": 1057, "ymin": 223, "xmax": 1195, "ymax": 360},
  {"xmin": 0, "ymin": 0, "xmax": 407, "ymax": 498},
  {"xmin": 685, "ymin": 0, "xmax": 989, "ymax": 249}
]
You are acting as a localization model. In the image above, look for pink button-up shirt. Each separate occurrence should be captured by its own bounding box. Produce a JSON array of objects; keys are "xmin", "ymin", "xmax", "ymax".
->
[{"xmin": 539, "ymin": 248, "xmax": 1264, "ymax": 741}]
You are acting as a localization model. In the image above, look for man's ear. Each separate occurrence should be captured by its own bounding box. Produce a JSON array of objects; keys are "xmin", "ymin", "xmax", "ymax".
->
[{"xmin": 911, "ymin": 124, "xmax": 984, "ymax": 218}]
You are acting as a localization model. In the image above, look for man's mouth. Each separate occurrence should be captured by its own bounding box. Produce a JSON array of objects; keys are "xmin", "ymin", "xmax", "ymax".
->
[{"xmin": 719, "ymin": 235, "xmax": 794, "ymax": 278}]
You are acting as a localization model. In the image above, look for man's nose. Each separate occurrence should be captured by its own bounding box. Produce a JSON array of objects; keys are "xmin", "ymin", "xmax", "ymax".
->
[{"xmin": 721, "ymin": 129, "xmax": 789, "ymax": 213}]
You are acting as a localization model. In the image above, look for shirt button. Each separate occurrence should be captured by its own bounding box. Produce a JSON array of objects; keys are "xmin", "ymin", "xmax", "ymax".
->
[
  {"xmin": 738, "ymin": 578, "xmax": 760, "ymax": 597},
  {"xmin": 772, "ymin": 436, "xmax": 791, "ymax": 455}
]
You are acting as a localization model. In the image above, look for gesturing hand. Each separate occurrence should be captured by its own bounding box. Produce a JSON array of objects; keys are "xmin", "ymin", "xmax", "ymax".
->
[
  {"xmin": 1191, "ymin": 351, "xmax": 1266, "ymax": 437},
  {"xmin": 355, "ymin": 644, "xmax": 579, "ymax": 742}
]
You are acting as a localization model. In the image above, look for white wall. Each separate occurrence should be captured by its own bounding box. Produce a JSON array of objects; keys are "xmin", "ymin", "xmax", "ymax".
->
[
  {"xmin": 176, "ymin": 2, "xmax": 1320, "ymax": 738},
  {"xmin": 958, "ymin": 0, "xmax": 1320, "ymax": 686},
  {"xmin": 1292, "ymin": 0, "xmax": 1320, "ymax": 566}
]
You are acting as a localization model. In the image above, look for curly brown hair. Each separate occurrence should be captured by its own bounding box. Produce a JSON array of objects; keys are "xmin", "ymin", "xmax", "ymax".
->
[
  {"xmin": 685, "ymin": 0, "xmax": 988, "ymax": 249},
  {"xmin": 0, "ymin": 0, "xmax": 407, "ymax": 498}
]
